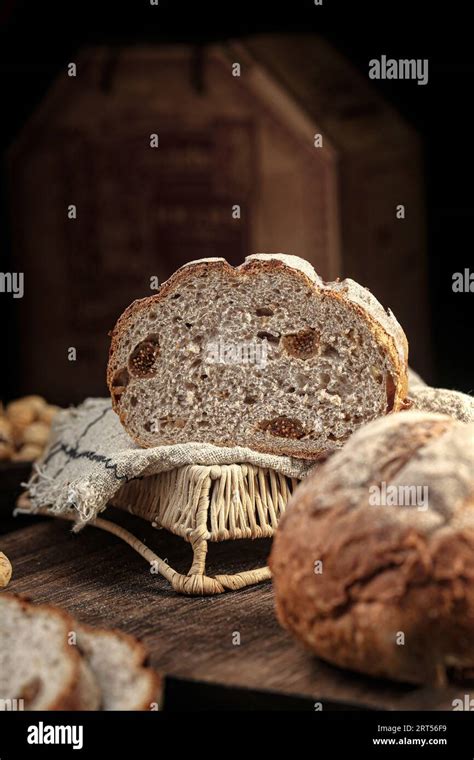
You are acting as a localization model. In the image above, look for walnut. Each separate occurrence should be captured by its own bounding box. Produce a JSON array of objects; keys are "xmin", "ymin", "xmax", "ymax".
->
[
  {"xmin": 0, "ymin": 552, "xmax": 12, "ymax": 588},
  {"xmin": 38, "ymin": 405, "xmax": 60, "ymax": 425},
  {"xmin": 12, "ymin": 444, "xmax": 43, "ymax": 462},
  {"xmin": 282, "ymin": 329, "xmax": 319, "ymax": 359},
  {"xmin": 22, "ymin": 422, "xmax": 50, "ymax": 447},
  {"xmin": 128, "ymin": 335, "xmax": 160, "ymax": 377},
  {"xmin": 259, "ymin": 416, "xmax": 306, "ymax": 439},
  {"xmin": 0, "ymin": 417, "xmax": 13, "ymax": 445},
  {"xmin": 6, "ymin": 399, "xmax": 36, "ymax": 428},
  {"xmin": 0, "ymin": 396, "xmax": 61, "ymax": 461},
  {"xmin": 0, "ymin": 442, "xmax": 13, "ymax": 461}
]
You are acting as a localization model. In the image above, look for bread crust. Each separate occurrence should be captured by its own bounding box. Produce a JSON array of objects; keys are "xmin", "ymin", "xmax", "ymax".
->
[{"xmin": 107, "ymin": 255, "xmax": 408, "ymax": 458}]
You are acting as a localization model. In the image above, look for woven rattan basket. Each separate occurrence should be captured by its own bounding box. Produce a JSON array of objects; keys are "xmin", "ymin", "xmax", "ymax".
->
[
  {"xmin": 19, "ymin": 461, "xmax": 300, "ymax": 595},
  {"xmin": 109, "ymin": 462, "xmax": 299, "ymax": 594}
]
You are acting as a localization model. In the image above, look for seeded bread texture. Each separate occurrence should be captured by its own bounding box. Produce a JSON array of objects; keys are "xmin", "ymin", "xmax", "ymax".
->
[
  {"xmin": 108, "ymin": 254, "xmax": 408, "ymax": 459},
  {"xmin": 0, "ymin": 594, "xmax": 100, "ymax": 710},
  {"xmin": 270, "ymin": 411, "xmax": 474, "ymax": 685}
]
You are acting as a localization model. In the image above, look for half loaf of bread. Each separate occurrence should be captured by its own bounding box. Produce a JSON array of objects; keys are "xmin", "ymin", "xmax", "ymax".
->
[{"xmin": 108, "ymin": 254, "xmax": 408, "ymax": 459}]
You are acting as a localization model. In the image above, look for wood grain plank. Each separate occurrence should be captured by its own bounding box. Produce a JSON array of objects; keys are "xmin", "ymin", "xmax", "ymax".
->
[{"xmin": 0, "ymin": 511, "xmax": 461, "ymax": 710}]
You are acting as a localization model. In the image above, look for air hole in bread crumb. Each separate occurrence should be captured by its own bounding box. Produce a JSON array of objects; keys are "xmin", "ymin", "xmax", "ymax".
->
[
  {"xmin": 327, "ymin": 432, "xmax": 341, "ymax": 442},
  {"xmin": 112, "ymin": 367, "xmax": 129, "ymax": 388},
  {"xmin": 185, "ymin": 322, "xmax": 193, "ymax": 329},
  {"xmin": 171, "ymin": 293, "xmax": 181, "ymax": 299},
  {"xmin": 321, "ymin": 344, "xmax": 339, "ymax": 359},
  {"xmin": 148, "ymin": 311, "xmax": 157, "ymax": 320},
  {"xmin": 255, "ymin": 307, "xmax": 274, "ymax": 317},
  {"xmin": 386, "ymin": 374, "xmax": 396, "ymax": 412},
  {"xmin": 370, "ymin": 366, "xmax": 384, "ymax": 385},
  {"xmin": 347, "ymin": 328, "xmax": 363, "ymax": 346},
  {"xmin": 244, "ymin": 395, "xmax": 257, "ymax": 404},
  {"xmin": 111, "ymin": 368, "xmax": 129, "ymax": 405},
  {"xmin": 130, "ymin": 396, "xmax": 138, "ymax": 407},
  {"xmin": 287, "ymin": 386, "xmax": 296, "ymax": 393},
  {"xmin": 256, "ymin": 331, "xmax": 280, "ymax": 344}
]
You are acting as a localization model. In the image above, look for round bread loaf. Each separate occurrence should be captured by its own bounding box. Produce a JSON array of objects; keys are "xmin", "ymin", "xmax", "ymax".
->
[{"xmin": 270, "ymin": 411, "xmax": 474, "ymax": 685}]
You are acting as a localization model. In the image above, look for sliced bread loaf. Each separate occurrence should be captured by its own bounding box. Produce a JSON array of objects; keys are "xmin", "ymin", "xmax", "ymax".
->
[
  {"xmin": 0, "ymin": 594, "xmax": 100, "ymax": 710},
  {"xmin": 76, "ymin": 625, "xmax": 160, "ymax": 710},
  {"xmin": 108, "ymin": 254, "xmax": 408, "ymax": 459},
  {"xmin": 0, "ymin": 595, "xmax": 161, "ymax": 711}
]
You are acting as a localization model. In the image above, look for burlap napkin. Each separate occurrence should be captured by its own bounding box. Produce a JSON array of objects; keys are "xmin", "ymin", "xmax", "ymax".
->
[{"xmin": 22, "ymin": 397, "xmax": 313, "ymax": 528}]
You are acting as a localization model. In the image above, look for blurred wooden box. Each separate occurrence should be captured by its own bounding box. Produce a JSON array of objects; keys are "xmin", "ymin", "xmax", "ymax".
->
[{"xmin": 8, "ymin": 35, "xmax": 431, "ymax": 403}]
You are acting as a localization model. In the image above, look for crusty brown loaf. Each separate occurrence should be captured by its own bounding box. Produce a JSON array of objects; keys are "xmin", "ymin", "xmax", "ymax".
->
[
  {"xmin": 107, "ymin": 254, "xmax": 408, "ymax": 459},
  {"xmin": 269, "ymin": 411, "xmax": 474, "ymax": 685}
]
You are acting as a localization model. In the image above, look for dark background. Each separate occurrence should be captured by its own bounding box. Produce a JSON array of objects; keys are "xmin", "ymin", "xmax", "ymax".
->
[{"xmin": 0, "ymin": 0, "xmax": 472, "ymax": 398}]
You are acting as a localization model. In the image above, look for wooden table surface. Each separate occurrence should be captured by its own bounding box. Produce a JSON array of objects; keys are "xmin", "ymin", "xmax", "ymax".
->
[{"xmin": 1, "ymin": 506, "xmax": 466, "ymax": 711}]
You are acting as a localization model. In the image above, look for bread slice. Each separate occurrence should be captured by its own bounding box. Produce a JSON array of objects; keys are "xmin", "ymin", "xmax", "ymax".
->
[
  {"xmin": 108, "ymin": 254, "xmax": 408, "ymax": 459},
  {"xmin": 0, "ymin": 594, "xmax": 100, "ymax": 710},
  {"xmin": 76, "ymin": 625, "xmax": 161, "ymax": 710},
  {"xmin": 0, "ymin": 595, "xmax": 161, "ymax": 711}
]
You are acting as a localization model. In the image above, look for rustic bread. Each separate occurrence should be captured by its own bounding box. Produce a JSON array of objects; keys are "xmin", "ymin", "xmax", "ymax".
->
[
  {"xmin": 76, "ymin": 625, "xmax": 160, "ymax": 710},
  {"xmin": 407, "ymin": 368, "xmax": 474, "ymax": 422},
  {"xmin": 0, "ymin": 595, "xmax": 160, "ymax": 710},
  {"xmin": 270, "ymin": 411, "xmax": 474, "ymax": 685},
  {"xmin": 0, "ymin": 594, "xmax": 100, "ymax": 710},
  {"xmin": 409, "ymin": 385, "xmax": 474, "ymax": 423},
  {"xmin": 108, "ymin": 254, "xmax": 408, "ymax": 459}
]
